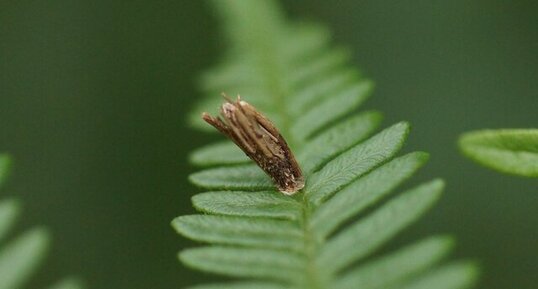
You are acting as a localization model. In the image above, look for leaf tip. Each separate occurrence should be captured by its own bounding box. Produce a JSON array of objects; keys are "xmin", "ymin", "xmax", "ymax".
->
[
  {"xmin": 429, "ymin": 178, "xmax": 446, "ymax": 193},
  {"xmin": 188, "ymin": 172, "xmax": 203, "ymax": 187},
  {"xmin": 0, "ymin": 153, "xmax": 12, "ymax": 166},
  {"xmin": 191, "ymin": 193, "xmax": 205, "ymax": 211},
  {"xmin": 28, "ymin": 226, "xmax": 53, "ymax": 244},
  {"xmin": 413, "ymin": 151, "xmax": 431, "ymax": 163},
  {"xmin": 171, "ymin": 215, "xmax": 194, "ymax": 236},
  {"xmin": 361, "ymin": 79, "xmax": 375, "ymax": 92},
  {"xmin": 49, "ymin": 276, "xmax": 86, "ymax": 289},
  {"xmin": 0, "ymin": 154, "xmax": 13, "ymax": 185},
  {"xmin": 389, "ymin": 121, "xmax": 412, "ymax": 147},
  {"xmin": 432, "ymin": 234, "xmax": 456, "ymax": 250},
  {"xmin": 458, "ymin": 128, "xmax": 538, "ymax": 177},
  {"xmin": 457, "ymin": 132, "xmax": 475, "ymax": 155},
  {"xmin": 14, "ymin": 226, "xmax": 53, "ymax": 260},
  {"xmin": 362, "ymin": 110, "xmax": 384, "ymax": 126},
  {"xmin": 177, "ymin": 249, "xmax": 188, "ymax": 263},
  {"xmin": 170, "ymin": 216, "xmax": 182, "ymax": 230},
  {"xmin": 178, "ymin": 248, "xmax": 199, "ymax": 269},
  {"xmin": 454, "ymin": 260, "xmax": 482, "ymax": 286},
  {"xmin": 366, "ymin": 110, "xmax": 384, "ymax": 123},
  {"xmin": 1, "ymin": 197, "xmax": 22, "ymax": 212},
  {"xmin": 395, "ymin": 121, "xmax": 412, "ymax": 135}
]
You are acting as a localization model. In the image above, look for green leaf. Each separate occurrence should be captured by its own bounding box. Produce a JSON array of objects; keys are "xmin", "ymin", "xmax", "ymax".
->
[
  {"xmin": 311, "ymin": 152, "xmax": 429, "ymax": 238},
  {"xmin": 291, "ymin": 80, "xmax": 372, "ymax": 141},
  {"xmin": 200, "ymin": 62, "xmax": 264, "ymax": 93},
  {"xmin": 0, "ymin": 227, "xmax": 50, "ymax": 289},
  {"xmin": 459, "ymin": 129, "xmax": 538, "ymax": 177},
  {"xmin": 179, "ymin": 247, "xmax": 304, "ymax": 283},
  {"xmin": 394, "ymin": 262, "xmax": 479, "ymax": 289},
  {"xmin": 317, "ymin": 179, "xmax": 444, "ymax": 274},
  {"xmin": 187, "ymin": 282, "xmax": 288, "ymax": 289},
  {"xmin": 172, "ymin": 215, "xmax": 303, "ymax": 250},
  {"xmin": 289, "ymin": 68, "xmax": 359, "ymax": 114},
  {"xmin": 298, "ymin": 111, "xmax": 383, "ymax": 174},
  {"xmin": 0, "ymin": 199, "xmax": 20, "ymax": 241},
  {"xmin": 192, "ymin": 191, "xmax": 301, "ymax": 220},
  {"xmin": 288, "ymin": 48, "xmax": 351, "ymax": 88},
  {"xmin": 177, "ymin": 0, "xmax": 477, "ymax": 288},
  {"xmin": 190, "ymin": 141, "xmax": 250, "ymax": 166},
  {"xmin": 0, "ymin": 154, "xmax": 12, "ymax": 187},
  {"xmin": 288, "ymin": 69, "xmax": 359, "ymax": 115},
  {"xmin": 189, "ymin": 165, "xmax": 272, "ymax": 191},
  {"xmin": 282, "ymin": 23, "xmax": 331, "ymax": 60},
  {"xmin": 48, "ymin": 277, "xmax": 85, "ymax": 289},
  {"xmin": 334, "ymin": 235, "xmax": 454, "ymax": 289},
  {"xmin": 306, "ymin": 122, "xmax": 410, "ymax": 205}
]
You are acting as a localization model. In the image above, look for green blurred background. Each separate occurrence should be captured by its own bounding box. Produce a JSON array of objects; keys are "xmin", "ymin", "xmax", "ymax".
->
[{"xmin": 0, "ymin": 1, "xmax": 536, "ymax": 288}]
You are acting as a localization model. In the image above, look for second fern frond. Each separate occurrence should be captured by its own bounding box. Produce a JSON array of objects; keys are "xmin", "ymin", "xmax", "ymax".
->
[{"xmin": 0, "ymin": 154, "xmax": 83, "ymax": 289}]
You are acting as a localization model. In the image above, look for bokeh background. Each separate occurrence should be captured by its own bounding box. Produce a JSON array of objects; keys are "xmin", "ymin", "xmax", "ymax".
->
[{"xmin": 0, "ymin": 1, "xmax": 536, "ymax": 288}]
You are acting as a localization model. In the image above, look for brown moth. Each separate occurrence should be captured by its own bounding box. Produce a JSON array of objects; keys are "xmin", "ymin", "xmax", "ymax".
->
[{"xmin": 202, "ymin": 95, "xmax": 305, "ymax": 195}]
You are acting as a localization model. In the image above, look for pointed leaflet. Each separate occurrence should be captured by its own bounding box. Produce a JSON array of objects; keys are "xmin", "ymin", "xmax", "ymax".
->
[
  {"xmin": 334, "ymin": 236, "xmax": 454, "ymax": 289},
  {"xmin": 172, "ymin": 215, "xmax": 303, "ymax": 250},
  {"xmin": 317, "ymin": 180, "xmax": 444, "ymax": 274},
  {"xmin": 48, "ymin": 277, "xmax": 85, "ymax": 289},
  {"xmin": 289, "ymin": 69, "xmax": 359, "ymax": 114},
  {"xmin": 281, "ymin": 22, "xmax": 331, "ymax": 61},
  {"xmin": 0, "ymin": 199, "xmax": 20, "ymax": 242},
  {"xmin": 288, "ymin": 48, "xmax": 351, "ymax": 89},
  {"xmin": 459, "ymin": 129, "xmax": 538, "ymax": 177},
  {"xmin": 190, "ymin": 141, "xmax": 249, "ymax": 166},
  {"xmin": 393, "ymin": 262, "xmax": 478, "ymax": 289},
  {"xmin": 192, "ymin": 191, "xmax": 301, "ymax": 220},
  {"xmin": 306, "ymin": 122, "xmax": 410, "ymax": 205},
  {"xmin": 291, "ymin": 80, "xmax": 373, "ymax": 141},
  {"xmin": 180, "ymin": 246, "xmax": 304, "ymax": 283},
  {"xmin": 311, "ymin": 152, "xmax": 429, "ymax": 238},
  {"xmin": 0, "ymin": 154, "xmax": 11, "ymax": 187},
  {"xmin": 187, "ymin": 282, "xmax": 288, "ymax": 289},
  {"xmin": 189, "ymin": 165, "xmax": 273, "ymax": 191},
  {"xmin": 0, "ymin": 228, "xmax": 50, "ymax": 289},
  {"xmin": 298, "ymin": 111, "xmax": 382, "ymax": 174}
]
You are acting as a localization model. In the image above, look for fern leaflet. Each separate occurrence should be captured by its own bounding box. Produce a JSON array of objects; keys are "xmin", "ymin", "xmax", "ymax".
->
[
  {"xmin": 459, "ymin": 129, "xmax": 538, "ymax": 177},
  {"xmin": 175, "ymin": 1, "xmax": 478, "ymax": 288}
]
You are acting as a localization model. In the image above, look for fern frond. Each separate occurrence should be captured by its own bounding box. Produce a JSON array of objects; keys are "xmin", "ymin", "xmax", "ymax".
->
[
  {"xmin": 176, "ymin": 1, "xmax": 478, "ymax": 288},
  {"xmin": 0, "ymin": 154, "xmax": 83, "ymax": 289}
]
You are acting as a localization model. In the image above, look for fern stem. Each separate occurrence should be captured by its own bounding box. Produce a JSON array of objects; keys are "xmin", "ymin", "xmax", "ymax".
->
[
  {"xmin": 257, "ymin": 32, "xmax": 331, "ymax": 289},
  {"xmin": 299, "ymin": 197, "xmax": 327, "ymax": 289}
]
